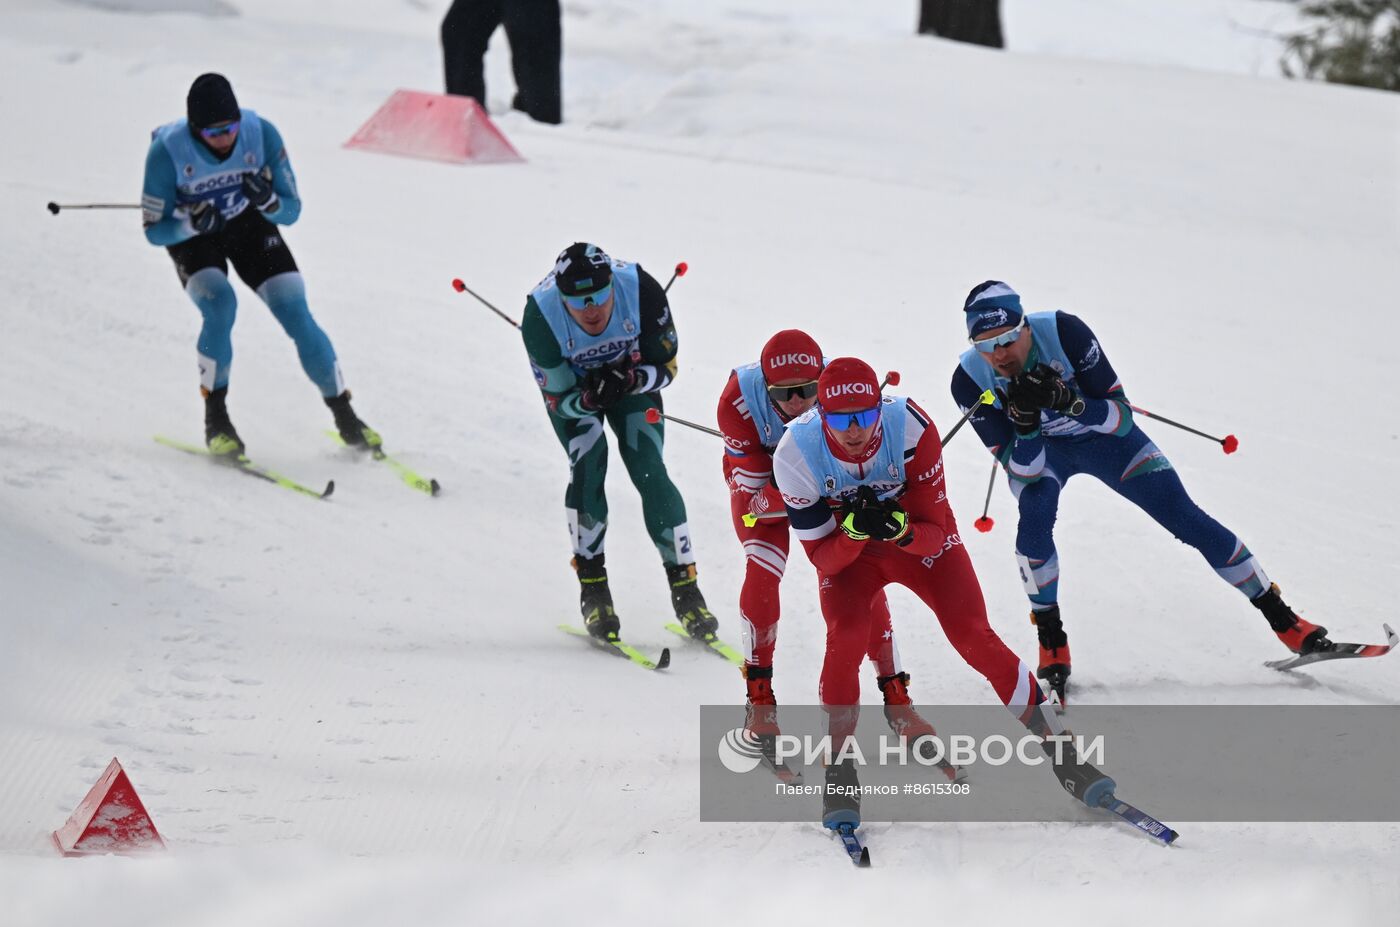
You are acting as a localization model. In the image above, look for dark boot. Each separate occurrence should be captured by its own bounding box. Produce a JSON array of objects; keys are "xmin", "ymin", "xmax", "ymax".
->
[
  {"xmin": 202, "ymin": 387, "xmax": 244, "ymax": 457},
  {"xmin": 667, "ymin": 563, "xmax": 719, "ymax": 639},
  {"xmin": 574, "ymin": 554, "xmax": 619, "ymax": 641},
  {"xmin": 1252, "ymin": 583, "xmax": 1331, "ymax": 655},
  {"xmin": 325, "ymin": 390, "xmax": 382, "ymax": 450},
  {"xmin": 822, "ymin": 758, "xmax": 861, "ymax": 830},
  {"xmin": 1032, "ymin": 605, "xmax": 1071, "ymax": 700}
]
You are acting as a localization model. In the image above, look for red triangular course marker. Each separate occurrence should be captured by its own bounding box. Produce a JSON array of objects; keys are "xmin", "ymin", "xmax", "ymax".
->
[
  {"xmin": 52, "ymin": 758, "xmax": 166, "ymax": 857},
  {"xmin": 344, "ymin": 89, "xmax": 525, "ymax": 165}
]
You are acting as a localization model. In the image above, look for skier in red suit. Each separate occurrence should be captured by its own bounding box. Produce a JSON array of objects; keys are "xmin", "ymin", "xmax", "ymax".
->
[
  {"xmin": 772, "ymin": 357, "xmax": 1067, "ymax": 827},
  {"xmin": 718, "ymin": 333, "xmax": 940, "ymax": 753}
]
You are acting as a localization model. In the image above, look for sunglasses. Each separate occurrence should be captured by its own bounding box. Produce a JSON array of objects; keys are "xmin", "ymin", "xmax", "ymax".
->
[
  {"xmin": 561, "ymin": 282, "xmax": 613, "ymax": 311},
  {"xmin": 198, "ymin": 120, "xmax": 241, "ymax": 140},
  {"xmin": 971, "ymin": 318, "xmax": 1026, "ymax": 354},
  {"xmin": 767, "ymin": 380, "xmax": 818, "ymax": 402},
  {"xmin": 822, "ymin": 406, "xmax": 881, "ymax": 431}
]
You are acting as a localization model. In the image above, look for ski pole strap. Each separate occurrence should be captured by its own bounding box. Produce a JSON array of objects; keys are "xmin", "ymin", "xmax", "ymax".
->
[{"xmin": 943, "ymin": 389, "xmax": 996, "ymax": 445}]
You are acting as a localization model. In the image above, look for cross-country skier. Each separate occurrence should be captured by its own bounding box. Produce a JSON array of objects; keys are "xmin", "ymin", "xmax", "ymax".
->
[
  {"xmin": 773, "ymin": 357, "xmax": 1069, "ymax": 828},
  {"xmin": 521, "ymin": 242, "xmax": 719, "ymax": 642},
  {"xmin": 950, "ymin": 281, "xmax": 1332, "ymax": 701},
  {"xmin": 141, "ymin": 73, "xmax": 378, "ymax": 456},
  {"xmin": 719, "ymin": 332, "xmax": 944, "ymax": 754}
]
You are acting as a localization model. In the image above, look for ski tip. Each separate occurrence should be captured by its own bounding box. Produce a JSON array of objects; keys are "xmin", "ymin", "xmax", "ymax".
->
[
  {"xmin": 857, "ymin": 847, "xmax": 872, "ymax": 868},
  {"xmin": 429, "ymin": 478, "xmax": 442, "ymax": 496},
  {"xmin": 322, "ymin": 480, "xmax": 336, "ymax": 499},
  {"xmin": 655, "ymin": 647, "xmax": 672, "ymax": 671},
  {"xmin": 1384, "ymin": 623, "xmax": 1398, "ymax": 645}
]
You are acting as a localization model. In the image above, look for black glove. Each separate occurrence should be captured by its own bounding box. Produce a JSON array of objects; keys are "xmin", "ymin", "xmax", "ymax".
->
[
  {"xmin": 839, "ymin": 486, "xmax": 911, "ymax": 542},
  {"xmin": 241, "ymin": 166, "xmax": 280, "ymax": 212},
  {"xmin": 189, "ymin": 200, "xmax": 225, "ymax": 235},
  {"xmin": 999, "ymin": 387, "xmax": 1041, "ymax": 436},
  {"xmin": 578, "ymin": 365, "xmax": 637, "ymax": 412},
  {"xmin": 1014, "ymin": 364, "xmax": 1083, "ymax": 414}
]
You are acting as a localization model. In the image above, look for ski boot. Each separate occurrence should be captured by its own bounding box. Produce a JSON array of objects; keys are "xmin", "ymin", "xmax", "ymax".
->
[
  {"xmin": 574, "ymin": 554, "xmax": 619, "ymax": 641},
  {"xmin": 667, "ymin": 564, "xmax": 719, "ymax": 639},
  {"xmin": 1044, "ymin": 733, "xmax": 1116, "ymax": 809},
  {"xmin": 822, "ymin": 757, "xmax": 861, "ymax": 830},
  {"xmin": 1252, "ymin": 583, "xmax": 1332, "ymax": 655},
  {"xmin": 202, "ymin": 386, "xmax": 245, "ymax": 457},
  {"xmin": 325, "ymin": 390, "xmax": 383, "ymax": 451},
  {"xmin": 877, "ymin": 671, "xmax": 961, "ymax": 781},
  {"xmin": 743, "ymin": 664, "xmax": 780, "ymax": 738},
  {"xmin": 1032, "ymin": 605, "xmax": 1071, "ymax": 703}
]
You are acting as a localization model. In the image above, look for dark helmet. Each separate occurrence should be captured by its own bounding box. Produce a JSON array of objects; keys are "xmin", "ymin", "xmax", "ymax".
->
[{"xmin": 553, "ymin": 242, "xmax": 614, "ymax": 297}]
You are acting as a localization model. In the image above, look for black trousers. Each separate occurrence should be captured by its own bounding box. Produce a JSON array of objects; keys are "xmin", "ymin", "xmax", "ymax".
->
[
  {"xmin": 167, "ymin": 208, "xmax": 297, "ymax": 290},
  {"xmin": 442, "ymin": 0, "xmax": 562, "ymax": 124}
]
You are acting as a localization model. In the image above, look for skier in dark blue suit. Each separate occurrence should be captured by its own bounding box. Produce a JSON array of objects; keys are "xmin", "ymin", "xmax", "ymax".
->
[{"xmin": 950, "ymin": 281, "xmax": 1330, "ymax": 699}]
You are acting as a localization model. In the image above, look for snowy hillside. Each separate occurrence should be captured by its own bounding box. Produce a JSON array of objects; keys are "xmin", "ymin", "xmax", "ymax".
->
[{"xmin": 2, "ymin": 1, "xmax": 1397, "ymax": 925}]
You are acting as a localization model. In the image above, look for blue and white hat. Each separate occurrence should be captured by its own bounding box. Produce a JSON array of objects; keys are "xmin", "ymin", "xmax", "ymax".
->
[{"xmin": 964, "ymin": 281, "xmax": 1024, "ymax": 338}]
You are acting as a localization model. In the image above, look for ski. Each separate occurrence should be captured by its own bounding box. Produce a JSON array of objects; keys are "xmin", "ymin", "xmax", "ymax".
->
[
  {"xmin": 1264, "ymin": 624, "xmax": 1397, "ymax": 672},
  {"xmin": 756, "ymin": 735, "xmax": 804, "ymax": 785},
  {"xmin": 664, "ymin": 623, "xmax": 744, "ymax": 666},
  {"xmin": 155, "ymin": 436, "xmax": 334, "ymax": 500},
  {"xmin": 833, "ymin": 823, "xmax": 871, "ymax": 867},
  {"xmin": 326, "ymin": 431, "xmax": 440, "ymax": 496},
  {"xmin": 1098, "ymin": 794, "xmax": 1179, "ymax": 846},
  {"xmin": 558, "ymin": 625, "xmax": 671, "ymax": 670}
]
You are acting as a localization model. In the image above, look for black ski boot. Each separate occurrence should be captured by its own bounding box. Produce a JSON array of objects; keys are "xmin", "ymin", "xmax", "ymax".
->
[
  {"xmin": 575, "ymin": 554, "xmax": 620, "ymax": 641},
  {"xmin": 667, "ymin": 563, "xmax": 719, "ymax": 639},
  {"xmin": 202, "ymin": 387, "xmax": 244, "ymax": 457},
  {"xmin": 1252, "ymin": 583, "xmax": 1332, "ymax": 655},
  {"xmin": 1032, "ymin": 605, "xmax": 1071, "ymax": 702},
  {"xmin": 822, "ymin": 758, "xmax": 861, "ymax": 830},
  {"xmin": 325, "ymin": 390, "xmax": 382, "ymax": 450},
  {"xmin": 1024, "ymin": 707, "xmax": 1116, "ymax": 808}
]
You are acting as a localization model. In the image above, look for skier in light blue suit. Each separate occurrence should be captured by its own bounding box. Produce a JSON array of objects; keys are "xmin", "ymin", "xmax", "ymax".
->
[{"xmin": 142, "ymin": 73, "xmax": 378, "ymax": 456}]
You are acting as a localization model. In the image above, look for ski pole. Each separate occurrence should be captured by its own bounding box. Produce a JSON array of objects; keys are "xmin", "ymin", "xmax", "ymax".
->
[
  {"xmin": 47, "ymin": 202, "xmax": 140, "ymax": 214},
  {"xmin": 942, "ymin": 389, "xmax": 996, "ymax": 445},
  {"xmin": 643, "ymin": 407, "xmax": 723, "ymax": 437},
  {"xmin": 663, "ymin": 261, "xmax": 688, "ymax": 293},
  {"xmin": 1129, "ymin": 404, "xmax": 1238, "ymax": 454},
  {"xmin": 973, "ymin": 458, "xmax": 998, "ymax": 533},
  {"xmin": 451, "ymin": 278, "xmax": 520, "ymax": 330}
]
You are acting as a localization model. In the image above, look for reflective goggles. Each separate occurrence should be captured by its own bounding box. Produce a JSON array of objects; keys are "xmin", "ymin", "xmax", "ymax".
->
[
  {"xmin": 822, "ymin": 406, "xmax": 881, "ymax": 431},
  {"xmin": 198, "ymin": 120, "xmax": 241, "ymax": 140},
  {"xmin": 766, "ymin": 380, "xmax": 818, "ymax": 402},
  {"xmin": 561, "ymin": 282, "xmax": 613, "ymax": 311},
  {"xmin": 970, "ymin": 318, "xmax": 1026, "ymax": 354}
]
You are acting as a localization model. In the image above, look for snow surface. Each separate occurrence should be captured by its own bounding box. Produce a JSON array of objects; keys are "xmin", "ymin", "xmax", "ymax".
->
[{"xmin": 2, "ymin": 1, "xmax": 1398, "ymax": 924}]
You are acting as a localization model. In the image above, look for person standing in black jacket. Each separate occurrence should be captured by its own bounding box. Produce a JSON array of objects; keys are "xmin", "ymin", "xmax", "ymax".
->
[{"xmin": 441, "ymin": 0, "xmax": 562, "ymax": 125}]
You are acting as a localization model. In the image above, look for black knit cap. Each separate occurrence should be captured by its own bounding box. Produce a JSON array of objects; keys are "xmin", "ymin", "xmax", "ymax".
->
[{"xmin": 187, "ymin": 73, "xmax": 240, "ymax": 129}]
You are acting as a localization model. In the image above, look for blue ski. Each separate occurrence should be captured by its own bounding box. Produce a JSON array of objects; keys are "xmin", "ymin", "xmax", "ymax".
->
[
  {"xmin": 834, "ymin": 823, "xmax": 871, "ymax": 867},
  {"xmin": 1098, "ymin": 794, "xmax": 1179, "ymax": 846}
]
